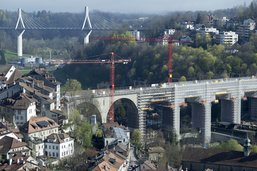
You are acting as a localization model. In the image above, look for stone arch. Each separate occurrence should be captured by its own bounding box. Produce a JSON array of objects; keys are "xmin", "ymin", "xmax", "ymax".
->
[
  {"xmin": 108, "ymin": 98, "xmax": 138, "ymax": 128},
  {"xmin": 77, "ymin": 101, "xmax": 102, "ymax": 123},
  {"xmin": 91, "ymin": 93, "xmax": 138, "ymax": 124}
]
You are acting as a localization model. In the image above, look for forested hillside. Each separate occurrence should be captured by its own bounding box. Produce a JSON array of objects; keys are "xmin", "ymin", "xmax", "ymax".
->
[
  {"xmin": 0, "ymin": 1, "xmax": 257, "ymax": 88},
  {"xmin": 54, "ymin": 33, "xmax": 257, "ymax": 88}
]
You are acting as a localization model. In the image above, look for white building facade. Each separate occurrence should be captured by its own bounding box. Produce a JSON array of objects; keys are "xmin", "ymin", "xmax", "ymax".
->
[
  {"xmin": 219, "ymin": 31, "xmax": 238, "ymax": 46},
  {"xmin": 14, "ymin": 100, "xmax": 37, "ymax": 126},
  {"xmin": 44, "ymin": 133, "xmax": 74, "ymax": 159}
]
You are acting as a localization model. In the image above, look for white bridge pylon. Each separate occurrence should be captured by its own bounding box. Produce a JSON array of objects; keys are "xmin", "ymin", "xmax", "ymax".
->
[
  {"xmin": 82, "ymin": 6, "xmax": 92, "ymax": 45},
  {"xmin": 15, "ymin": 8, "xmax": 25, "ymax": 57}
]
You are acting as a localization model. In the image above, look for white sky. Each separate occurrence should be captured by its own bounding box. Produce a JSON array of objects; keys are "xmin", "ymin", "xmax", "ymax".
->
[{"xmin": 0, "ymin": 0, "xmax": 253, "ymax": 13}]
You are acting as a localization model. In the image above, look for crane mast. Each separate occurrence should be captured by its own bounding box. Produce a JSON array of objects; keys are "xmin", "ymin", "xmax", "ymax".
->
[
  {"xmin": 109, "ymin": 52, "xmax": 115, "ymax": 122},
  {"xmin": 50, "ymin": 52, "xmax": 130, "ymax": 123},
  {"xmin": 93, "ymin": 35, "xmax": 173, "ymax": 83},
  {"xmin": 168, "ymin": 36, "xmax": 172, "ymax": 83}
]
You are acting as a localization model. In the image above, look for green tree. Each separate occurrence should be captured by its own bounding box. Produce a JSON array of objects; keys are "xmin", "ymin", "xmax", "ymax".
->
[
  {"xmin": 215, "ymin": 139, "xmax": 243, "ymax": 151},
  {"xmin": 62, "ymin": 79, "xmax": 82, "ymax": 96},
  {"xmin": 70, "ymin": 109, "xmax": 93, "ymax": 148},
  {"xmin": 131, "ymin": 129, "xmax": 142, "ymax": 150},
  {"xmin": 188, "ymin": 66, "xmax": 195, "ymax": 78},
  {"xmin": 207, "ymin": 71, "xmax": 214, "ymax": 79},
  {"xmin": 75, "ymin": 120, "xmax": 93, "ymax": 148},
  {"xmin": 69, "ymin": 109, "xmax": 81, "ymax": 124},
  {"xmin": 0, "ymin": 50, "xmax": 6, "ymax": 64},
  {"xmin": 251, "ymin": 145, "xmax": 257, "ymax": 153},
  {"xmin": 179, "ymin": 76, "xmax": 187, "ymax": 82}
]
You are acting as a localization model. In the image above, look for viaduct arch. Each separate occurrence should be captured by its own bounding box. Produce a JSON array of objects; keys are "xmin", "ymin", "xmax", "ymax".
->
[{"xmin": 67, "ymin": 77, "xmax": 257, "ymax": 146}]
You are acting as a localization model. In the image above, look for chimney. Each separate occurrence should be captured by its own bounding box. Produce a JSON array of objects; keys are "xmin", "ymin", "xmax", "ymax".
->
[{"xmin": 243, "ymin": 137, "xmax": 251, "ymax": 157}]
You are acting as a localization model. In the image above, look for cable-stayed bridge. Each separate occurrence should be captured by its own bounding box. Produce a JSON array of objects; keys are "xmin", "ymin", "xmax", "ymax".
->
[
  {"xmin": 0, "ymin": 6, "xmax": 136, "ymax": 56},
  {"xmin": 0, "ymin": 7, "xmax": 122, "ymax": 31}
]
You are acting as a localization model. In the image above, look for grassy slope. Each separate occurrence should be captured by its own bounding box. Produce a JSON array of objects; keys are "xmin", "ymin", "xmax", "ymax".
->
[{"xmin": 4, "ymin": 50, "xmax": 18, "ymax": 62}]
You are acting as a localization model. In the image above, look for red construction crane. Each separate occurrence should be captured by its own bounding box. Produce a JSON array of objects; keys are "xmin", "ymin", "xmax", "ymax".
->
[
  {"xmin": 50, "ymin": 52, "xmax": 131, "ymax": 122},
  {"xmin": 168, "ymin": 36, "xmax": 172, "ymax": 83},
  {"xmin": 93, "ymin": 35, "xmax": 173, "ymax": 83}
]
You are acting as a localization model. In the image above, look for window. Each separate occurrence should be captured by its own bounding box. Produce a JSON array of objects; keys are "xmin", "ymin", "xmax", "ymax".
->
[
  {"xmin": 18, "ymin": 110, "xmax": 21, "ymax": 114},
  {"xmin": 45, "ymin": 145, "xmax": 47, "ymax": 149},
  {"xmin": 56, "ymin": 146, "xmax": 58, "ymax": 150},
  {"xmin": 16, "ymin": 116, "xmax": 19, "ymax": 120},
  {"xmin": 56, "ymin": 152, "xmax": 58, "ymax": 157},
  {"xmin": 49, "ymin": 146, "xmax": 51, "ymax": 149},
  {"xmin": 20, "ymin": 116, "xmax": 23, "ymax": 120},
  {"xmin": 53, "ymin": 146, "xmax": 55, "ymax": 149},
  {"xmin": 53, "ymin": 152, "xmax": 55, "ymax": 157}
]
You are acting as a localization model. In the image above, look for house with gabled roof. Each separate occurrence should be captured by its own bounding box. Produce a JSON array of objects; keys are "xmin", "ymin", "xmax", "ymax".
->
[
  {"xmin": 0, "ymin": 136, "xmax": 30, "ymax": 161},
  {"xmin": 93, "ymin": 151, "xmax": 128, "ymax": 171},
  {"xmin": 0, "ymin": 121, "xmax": 21, "ymax": 141},
  {"xmin": 26, "ymin": 68, "xmax": 61, "ymax": 110},
  {"xmin": 0, "ymin": 93, "xmax": 37, "ymax": 127},
  {"xmin": 21, "ymin": 116, "xmax": 59, "ymax": 141}
]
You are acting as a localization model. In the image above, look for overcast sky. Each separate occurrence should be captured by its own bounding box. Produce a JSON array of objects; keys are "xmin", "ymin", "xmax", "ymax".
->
[{"xmin": 0, "ymin": 0, "xmax": 253, "ymax": 13}]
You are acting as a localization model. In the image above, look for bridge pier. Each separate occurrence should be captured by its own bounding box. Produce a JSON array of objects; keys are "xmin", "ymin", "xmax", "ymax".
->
[
  {"xmin": 231, "ymin": 96, "xmax": 241, "ymax": 124},
  {"xmin": 17, "ymin": 30, "xmax": 25, "ymax": 57},
  {"xmin": 173, "ymin": 103, "xmax": 180, "ymax": 139},
  {"xmin": 249, "ymin": 97, "xmax": 257, "ymax": 120},
  {"xmin": 202, "ymin": 102, "xmax": 211, "ymax": 146},
  {"xmin": 84, "ymin": 30, "xmax": 92, "ymax": 45},
  {"xmin": 189, "ymin": 101, "xmax": 211, "ymax": 146}
]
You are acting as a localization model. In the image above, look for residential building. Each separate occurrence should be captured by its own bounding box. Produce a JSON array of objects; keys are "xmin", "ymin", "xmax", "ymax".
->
[
  {"xmin": 0, "ymin": 93, "xmax": 37, "ymax": 126},
  {"xmin": 139, "ymin": 160, "xmax": 157, "ymax": 171},
  {"xmin": 200, "ymin": 27, "xmax": 219, "ymax": 35},
  {"xmin": 26, "ymin": 69, "xmax": 61, "ymax": 110},
  {"xmin": 103, "ymin": 123, "xmax": 130, "ymax": 147},
  {"xmin": 29, "ymin": 137, "xmax": 44, "ymax": 157},
  {"xmin": 180, "ymin": 36, "xmax": 193, "ymax": 45},
  {"xmin": 93, "ymin": 151, "xmax": 128, "ymax": 171},
  {"xmin": 162, "ymin": 29, "xmax": 175, "ymax": 46},
  {"xmin": 0, "ymin": 156, "xmax": 40, "ymax": 171},
  {"xmin": 218, "ymin": 31, "xmax": 238, "ymax": 46},
  {"xmin": 182, "ymin": 146, "xmax": 257, "ymax": 171},
  {"xmin": 21, "ymin": 116, "xmax": 59, "ymax": 141},
  {"xmin": 0, "ymin": 122, "xmax": 21, "ymax": 141},
  {"xmin": 13, "ymin": 94, "xmax": 37, "ymax": 126},
  {"xmin": 0, "ymin": 136, "xmax": 30, "ymax": 160},
  {"xmin": 237, "ymin": 19, "xmax": 256, "ymax": 41},
  {"xmin": 44, "ymin": 133, "xmax": 74, "ymax": 159},
  {"xmin": 243, "ymin": 19, "xmax": 256, "ymax": 31},
  {"xmin": 0, "ymin": 68, "xmax": 66, "ymax": 125},
  {"xmin": 182, "ymin": 21, "xmax": 194, "ymax": 30},
  {"xmin": 130, "ymin": 30, "xmax": 141, "ymax": 41}
]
